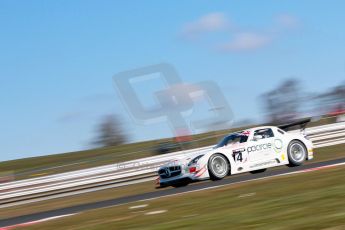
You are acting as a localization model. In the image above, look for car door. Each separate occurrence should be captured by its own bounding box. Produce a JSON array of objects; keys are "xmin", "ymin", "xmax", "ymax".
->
[
  {"xmin": 247, "ymin": 128, "xmax": 276, "ymax": 167},
  {"xmin": 227, "ymin": 134, "xmax": 250, "ymax": 173},
  {"xmin": 213, "ymin": 133, "xmax": 249, "ymax": 172}
]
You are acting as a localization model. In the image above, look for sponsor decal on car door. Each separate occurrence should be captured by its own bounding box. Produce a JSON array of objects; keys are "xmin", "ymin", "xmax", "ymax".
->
[{"xmin": 247, "ymin": 139, "xmax": 276, "ymax": 169}]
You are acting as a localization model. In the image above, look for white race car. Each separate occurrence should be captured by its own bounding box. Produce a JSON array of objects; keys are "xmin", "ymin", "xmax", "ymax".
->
[{"xmin": 157, "ymin": 121, "xmax": 314, "ymax": 188}]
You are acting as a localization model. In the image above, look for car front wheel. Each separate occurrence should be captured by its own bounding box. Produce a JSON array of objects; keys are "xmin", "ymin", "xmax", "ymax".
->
[{"xmin": 208, "ymin": 154, "xmax": 229, "ymax": 180}]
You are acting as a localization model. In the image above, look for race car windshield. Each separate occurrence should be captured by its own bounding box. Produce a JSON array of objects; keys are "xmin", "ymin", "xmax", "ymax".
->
[{"xmin": 215, "ymin": 133, "xmax": 248, "ymax": 148}]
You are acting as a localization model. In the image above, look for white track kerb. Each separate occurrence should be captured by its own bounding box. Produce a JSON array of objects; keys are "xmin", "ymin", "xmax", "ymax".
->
[{"xmin": 0, "ymin": 122, "xmax": 344, "ymax": 206}]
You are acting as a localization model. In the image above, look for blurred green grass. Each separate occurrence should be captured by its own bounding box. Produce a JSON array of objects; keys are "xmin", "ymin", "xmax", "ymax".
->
[
  {"xmin": 25, "ymin": 160, "xmax": 345, "ymax": 229},
  {"xmin": 0, "ymin": 126, "xmax": 245, "ymax": 180}
]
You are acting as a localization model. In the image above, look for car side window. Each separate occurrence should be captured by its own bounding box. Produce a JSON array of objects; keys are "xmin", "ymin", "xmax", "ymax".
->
[{"xmin": 254, "ymin": 128, "xmax": 274, "ymax": 139}]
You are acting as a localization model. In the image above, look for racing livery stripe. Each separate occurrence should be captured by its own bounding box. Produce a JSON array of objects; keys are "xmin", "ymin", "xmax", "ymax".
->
[{"xmin": 195, "ymin": 166, "xmax": 207, "ymax": 177}]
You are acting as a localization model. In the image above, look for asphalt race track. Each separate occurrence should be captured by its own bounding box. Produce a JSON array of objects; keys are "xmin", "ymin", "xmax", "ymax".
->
[{"xmin": 1, "ymin": 157, "xmax": 345, "ymax": 228}]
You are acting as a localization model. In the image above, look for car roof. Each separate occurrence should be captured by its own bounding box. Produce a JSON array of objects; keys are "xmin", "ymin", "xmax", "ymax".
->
[
  {"xmin": 229, "ymin": 126, "xmax": 278, "ymax": 136},
  {"xmin": 248, "ymin": 126, "xmax": 277, "ymax": 131}
]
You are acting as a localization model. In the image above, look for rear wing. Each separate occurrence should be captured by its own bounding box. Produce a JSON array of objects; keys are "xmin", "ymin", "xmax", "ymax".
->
[{"xmin": 278, "ymin": 118, "xmax": 311, "ymax": 133}]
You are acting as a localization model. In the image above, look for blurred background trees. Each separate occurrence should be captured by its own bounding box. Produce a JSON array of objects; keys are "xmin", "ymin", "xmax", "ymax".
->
[
  {"xmin": 261, "ymin": 78, "xmax": 303, "ymax": 124},
  {"xmin": 93, "ymin": 115, "xmax": 128, "ymax": 147},
  {"xmin": 262, "ymin": 79, "xmax": 345, "ymax": 124},
  {"xmin": 316, "ymin": 82, "xmax": 345, "ymax": 115}
]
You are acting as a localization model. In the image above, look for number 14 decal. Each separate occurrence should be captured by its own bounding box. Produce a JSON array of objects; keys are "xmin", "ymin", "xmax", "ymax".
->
[{"xmin": 233, "ymin": 152, "xmax": 243, "ymax": 162}]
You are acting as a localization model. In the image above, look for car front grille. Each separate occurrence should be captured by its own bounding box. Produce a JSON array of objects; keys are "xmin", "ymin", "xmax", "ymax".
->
[{"xmin": 159, "ymin": 166, "xmax": 182, "ymax": 179}]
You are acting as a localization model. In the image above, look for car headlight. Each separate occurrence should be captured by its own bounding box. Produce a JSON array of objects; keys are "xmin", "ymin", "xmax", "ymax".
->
[{"xmin": 188, "ymin": 155, "xmax": 204, "ymax": 166}]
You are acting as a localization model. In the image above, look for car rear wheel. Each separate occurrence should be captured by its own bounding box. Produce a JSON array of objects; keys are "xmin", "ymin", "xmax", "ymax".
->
[
  {"xmin": 208, "ymin": 154, "xmax": 229, "ymax": 180},
  {"xmin": 287, "ymin": 140, "xmax": 307, "ymax": 166}
]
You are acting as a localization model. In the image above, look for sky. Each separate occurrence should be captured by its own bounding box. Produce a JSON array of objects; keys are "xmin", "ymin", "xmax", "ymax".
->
[{"xmin": 0, "ymin": 0, "xmax": 344, "ymax": 161}]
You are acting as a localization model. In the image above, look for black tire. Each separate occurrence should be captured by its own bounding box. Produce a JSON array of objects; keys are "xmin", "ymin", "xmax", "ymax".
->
[
  {"xmin": 208, "ymin": 153, "xmax": 230, "ymax": 181},
  {"xmin": 250, "ymin": 169, "xmax": 267, "ymax": 174},
  {"xmin": 287, "ymin": 140, "xmax": 307, "ymax": 166}
]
